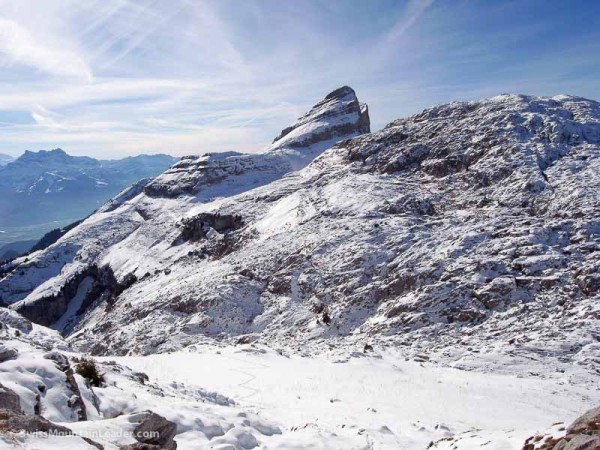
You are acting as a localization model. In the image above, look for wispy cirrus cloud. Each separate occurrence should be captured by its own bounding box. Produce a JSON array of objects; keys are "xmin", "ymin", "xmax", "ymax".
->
[
  {"xmin": 0, "ymin": 17, "xmax": 92, "ymax": 81},
  {"xmin": 0, "ymin": 0, "xmax": 597, "ymax": 158},
  {"xmin": 386, "ymin": 0, "xmax": 435, "ymax": 42}
]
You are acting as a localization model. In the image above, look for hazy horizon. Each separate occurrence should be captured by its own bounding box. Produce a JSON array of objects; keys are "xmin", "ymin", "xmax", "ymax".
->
[
  {"xmin": 0, "ymin": 147, "xmax": 176, "ymax": 160},
  {"xmin": 0, "ymin": 0, "xmax": 599, "ymax": 158}
]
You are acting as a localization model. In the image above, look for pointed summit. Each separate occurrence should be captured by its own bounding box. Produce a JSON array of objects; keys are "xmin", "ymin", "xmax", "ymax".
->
[
  {"xmin": 270, "ymin": 85, "xmax": 370, "ymax": 150},
  {"xmin": 145, "ymin": 86, "xmax": 370, "ymax": 197}
]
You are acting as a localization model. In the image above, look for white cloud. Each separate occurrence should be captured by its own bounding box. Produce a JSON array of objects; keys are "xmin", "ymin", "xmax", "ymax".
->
[
  {"xmin": 386, "ymin": 0, "xmax": 434, "ymax": 42},
  {"xmin": 0, "ymin": 17, "xmax": 92, "ymax": 81}
]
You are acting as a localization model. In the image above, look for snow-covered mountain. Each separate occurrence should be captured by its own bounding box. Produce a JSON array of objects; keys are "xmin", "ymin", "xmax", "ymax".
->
[
  {"xmin": 0, "ymin": 150, "xmax": 177, "ymax": 246},
  {"xmin": 0, "ymin": 153, "xmax": 15, "ymax": 166},
  {"xmin": 0, "ymin": 87, "xmax": 598, "ymax": 449},
  {"xmin": 1, "ymin": 90, "xmax": 599, "ymax": 378}
]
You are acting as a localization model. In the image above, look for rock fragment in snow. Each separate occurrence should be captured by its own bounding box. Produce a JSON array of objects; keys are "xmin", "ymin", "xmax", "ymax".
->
[
  {"xmin": 0, "ymin": 345, "xmax": 17, "ymax": 362},
  {"xmin": 0, "ymin": 382, "xmax": 21, "ymax": 413},
  {"xmin": 522, "ymin": 406, "xmax": 600, "ymax": 450},
  {"xmin": 121, "ymin": 411, "xmax": 178, "ymax": 450}
]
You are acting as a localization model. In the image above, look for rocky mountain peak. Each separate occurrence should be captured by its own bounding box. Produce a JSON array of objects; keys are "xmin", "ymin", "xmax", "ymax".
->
[
  {"xmin": 270, "ymin": 85, "xmax": 370, "ymax": 150},
  {"xmin": 21, "ymin": 148, "xmax": 68, "ymax": 159},
  {"xmin": 144, "ymin": 87, "xmax": 370, "ymax": 198},
  {"xmin": 11, "ymin": 149, "xmax": 97, "ymax": 169}
]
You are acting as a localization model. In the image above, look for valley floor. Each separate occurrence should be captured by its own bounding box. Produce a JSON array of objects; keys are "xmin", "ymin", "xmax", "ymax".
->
[{"xmin": 113, "ymin": 346, "xmax": 598, "ymax": 449}]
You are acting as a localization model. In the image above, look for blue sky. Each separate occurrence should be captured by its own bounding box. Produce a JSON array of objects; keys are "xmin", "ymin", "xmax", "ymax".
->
[{"xmin": 0, "ymin": 0, "xmax": 598, "ymax": 158}]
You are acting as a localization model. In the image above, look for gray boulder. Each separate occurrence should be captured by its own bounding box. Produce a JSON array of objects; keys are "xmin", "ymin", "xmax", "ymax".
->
[
  {"xmin": 121, "ymin": 411, "xmax": 177, "ymax": 450},
  {"xmin": 0, "ymin": 344, "xmax": 17, "ymax": 362},
  {"xmin": 522, "ymin": 406, "xmax": 600, "ymax": 450},
  {"xmin": 0, "ymin": 408, "xmax": 71, "ymax": 434},
  {"xmin": 0, "ymin": 383, "xmax": 21, "ymax": 413},
  {"xmin": 0, "ymin": 307, "xmax": 33, "ymax": 333},
  {"xmin": 552, "ymin": 434, "xmax": 600, "ymax": 450}
]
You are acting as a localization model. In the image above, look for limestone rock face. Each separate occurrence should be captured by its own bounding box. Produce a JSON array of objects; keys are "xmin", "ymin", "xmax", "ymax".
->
[{"xmin": 271, "ymin": 85, "xmax": 370, "ymax": 148}]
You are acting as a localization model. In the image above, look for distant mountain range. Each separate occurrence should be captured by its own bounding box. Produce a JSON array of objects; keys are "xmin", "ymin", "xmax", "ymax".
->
[
  {"xmin": 0, "ymin": 153, "xmax": 15, "ymax": 166},
  {"xmin": 0, "ymin": 149, "xmax": 177, "ymax": 247}
]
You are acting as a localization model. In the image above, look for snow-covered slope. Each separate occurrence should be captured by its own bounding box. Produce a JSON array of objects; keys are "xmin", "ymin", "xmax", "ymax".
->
[
  {"xmin": 1, "ymin": 307, "xmax": 595, "ymax": 450},
  {"xmin": 0, "ymin": 308, "xmax": 322, "ymax": 450},
  {"xmin": 0, "ymin": 89, "xmax": 599, "ymax": 450},
  {"xmin": 0, "ymin": 92, "xmax": 598, "ymax": 384}
]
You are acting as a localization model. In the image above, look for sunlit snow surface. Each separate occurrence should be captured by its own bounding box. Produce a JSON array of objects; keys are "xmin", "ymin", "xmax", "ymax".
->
[
  {"xmin": 1, "ymin": 339, "xmax": 597, "ymax": 450},
  {"xmin": 115, "ymin": 345, "xmax": 597, "ymax": 449}
]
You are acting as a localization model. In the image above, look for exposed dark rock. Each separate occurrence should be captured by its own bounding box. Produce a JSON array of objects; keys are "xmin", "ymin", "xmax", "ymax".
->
[
  {"xmin": 0, "ymin": 307, "xmax": 33, "ymax": 333},
  {"xmin": 126, "ymin": 411, "xmax": 178, "ymax": 450},
  {"xmin": 178, "ymin": 212, "xmax": 244, "ymax": 242},
  {"xmin": 82, "ymin": 437, "xmax": 105, "ymax": 450},
  {"xmin": 0, "ymin": 344, "xmax": 18, "ymax": 362},
  {"xmin": 44, "ymin": 351, "xmax": 88, "ymax": 420},
  {"xmin": 15, "ymin": 264, "xmax": 136, "ymax": 330},
  {"xmin": 522, "ymin": 406, "xmax": 600, "ymax": 450},
  {"xmin": 0, "ymin": 408, "xmax": 71, "ymax": 434},
  {"xmin": 473, "ymin": 276, "xmax": 516, "ymax": 309},
  {"xmin": 0, "ymin": 406, "xmax": 105, "ymax": 448},
  {"xmin": 567, "ymin": 407, "xmax": 600, "ymax": 434},
  {"xmin": 120, "ymin": 444, "xmax": 165, "ymax": 450},
  {"xmin": 552, "ymin": 434, "xmax": 600, "ymax": 450},
  {"xmin": 0, "ymin": 383, "xmax": 21, "ymax": 413}
]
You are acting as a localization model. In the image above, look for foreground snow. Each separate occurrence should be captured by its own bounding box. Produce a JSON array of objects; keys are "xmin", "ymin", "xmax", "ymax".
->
[
  {"xmin": 0, "ymin": 310, "xmax": 597, "ymax": 449},
  {"xmin": 116, "ymin": 345, "xmax": 599, "ymax": 449}
]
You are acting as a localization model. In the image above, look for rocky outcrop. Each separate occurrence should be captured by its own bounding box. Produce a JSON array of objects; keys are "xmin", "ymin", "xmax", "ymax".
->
[
  {"xmin": 522, "ymin": 406, "xmax": 600, "ymax": 450},
  {"xmin": 0, "ymin": 345, "xmax": 17, "ymax": 363},
  {"xmin": 567, "ymin": 407, "xmax": 600, "ymax": 435},
  {"xmin": 0, "ymin": 306, "xmax": 33, "ymax": 333},
  {"xmin": 44, "ymin": 352, "xmax": 88, "ymax": 421},
  {"xmin": 0, "ymin": 408, "xmax": 71, "ymax": 434},
  {"xmin": 178, "ymin": 212, "xmax": 243, "ymax": 242},
  {"xmin": 272, "ymin": 85, "xmax": 370, "ymax": 147},
  {"xmin": 0, "ymin": 406, "xmax": 104, "ymax": 449},
  {"xmin": 14, "ymin": 264, "xmax": 135, "ymax": 330}
]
